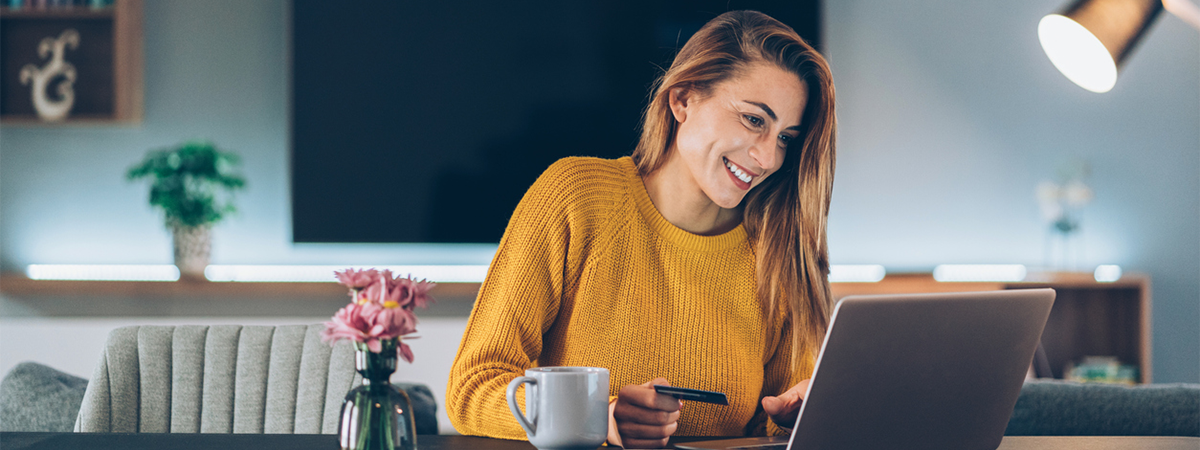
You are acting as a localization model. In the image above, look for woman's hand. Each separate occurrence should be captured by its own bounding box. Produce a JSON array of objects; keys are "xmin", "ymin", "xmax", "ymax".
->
[
  {"xmin": 609, "ymin": 377, "xmax": 682, "ymax": 448},
  {"xmin": 762, "ymin": 379, "xmax": 811, "ymax": 429}
]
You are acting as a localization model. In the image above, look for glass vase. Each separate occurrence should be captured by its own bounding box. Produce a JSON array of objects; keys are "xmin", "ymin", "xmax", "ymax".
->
[{"xmin": 338, "ymin": 338, "xmax": 417, "ymax": 450}]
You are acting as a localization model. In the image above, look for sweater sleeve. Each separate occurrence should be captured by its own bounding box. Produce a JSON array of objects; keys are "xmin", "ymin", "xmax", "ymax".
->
[{"xmin": 445, "ymin": 160, "xmax": 578, "ymax": 439}]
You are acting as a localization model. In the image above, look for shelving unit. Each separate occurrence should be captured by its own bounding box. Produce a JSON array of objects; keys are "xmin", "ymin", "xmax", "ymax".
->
[
  {"xmin": 0, "ymin": 0, "xmax": 142, "ymax": 123},
  {"xmin": 833, "ymin": 272, "xmax": 1152, "ymax": 383},
  {"xmin": 1015, "ymin": 273, "xmax": 1151, "ymax": 383}
]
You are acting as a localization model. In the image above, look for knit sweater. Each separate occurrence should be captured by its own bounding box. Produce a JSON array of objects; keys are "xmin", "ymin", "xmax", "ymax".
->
[{"xmin": 446, "ymin": 156, "xmax": 812, "ymax": 439}]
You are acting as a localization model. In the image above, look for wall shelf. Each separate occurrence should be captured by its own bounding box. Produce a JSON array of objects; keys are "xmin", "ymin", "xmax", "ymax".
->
[
  {"xmin": 1, "ymin": 271, "xmax": 1151, "ymax": 382},
  {"xmin": 0, "ymin": 274, "xmax": 481, "ymax": 300},
  {"xmin": 0, "ymin": 8, "xmax": 114, "ymax": 19},
  {"xmin": 0, "ymin": 274, "xmax": 481, "ymax": 318}
]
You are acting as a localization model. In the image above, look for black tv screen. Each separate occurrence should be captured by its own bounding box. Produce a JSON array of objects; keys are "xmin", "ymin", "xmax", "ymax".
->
[{"xmin": 291, "ymin": 0, "xmax": 821, "ymax": 243}]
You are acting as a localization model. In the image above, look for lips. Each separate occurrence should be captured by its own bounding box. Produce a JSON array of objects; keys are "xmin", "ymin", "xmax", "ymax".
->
[{"xmin": 723, "ymin": 157, "xmax": 756, "ymax": 190}]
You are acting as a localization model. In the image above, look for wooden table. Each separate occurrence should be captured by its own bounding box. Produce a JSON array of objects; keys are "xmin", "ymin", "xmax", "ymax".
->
[{"xmin": 2, "ymin": 432, "xmax": 1197, "ymax": 450}]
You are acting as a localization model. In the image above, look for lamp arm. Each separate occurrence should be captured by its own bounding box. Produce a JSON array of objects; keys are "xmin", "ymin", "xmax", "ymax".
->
[{"xmin": 1164, "ymin": 0, "xmax": 1200, "ymax": 30}]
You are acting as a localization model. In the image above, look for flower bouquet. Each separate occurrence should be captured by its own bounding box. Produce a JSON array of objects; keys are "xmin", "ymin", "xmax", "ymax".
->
[{"xmin": 324, "ymin": 268, "xmax": 434, "ymax": 450}]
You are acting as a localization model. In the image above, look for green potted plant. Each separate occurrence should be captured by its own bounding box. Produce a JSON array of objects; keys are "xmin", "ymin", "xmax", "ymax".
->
[{"xmin": 127, "ymin": 140, "xmax": 246, "ymax": 281}]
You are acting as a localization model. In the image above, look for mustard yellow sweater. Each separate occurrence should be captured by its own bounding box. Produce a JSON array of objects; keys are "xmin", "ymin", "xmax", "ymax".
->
[{"xmin": 446, "ymin": 156, "xmax": 812, "ymax": 439}]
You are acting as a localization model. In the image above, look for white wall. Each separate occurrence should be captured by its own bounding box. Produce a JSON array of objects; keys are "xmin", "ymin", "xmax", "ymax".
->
[{"xmin": 824, "ymin": 0, "xmax": 1199, "ymax": 382}]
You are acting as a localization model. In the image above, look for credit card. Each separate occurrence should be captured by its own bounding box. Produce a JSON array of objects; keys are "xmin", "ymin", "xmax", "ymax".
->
[{"xmin": 653, "ymin": 385, "xmax": 729, "ymax": 405}]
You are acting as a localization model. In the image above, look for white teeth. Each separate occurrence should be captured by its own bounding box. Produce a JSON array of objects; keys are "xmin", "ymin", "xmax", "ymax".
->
[{"xmin": 726, "ymin": 159, "xmax": 752, "ymax": 183}]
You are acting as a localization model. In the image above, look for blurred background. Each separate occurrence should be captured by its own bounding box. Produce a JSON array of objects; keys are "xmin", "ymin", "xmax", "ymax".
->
[{"xmin": 1, "ymin": 0, "xmax": 1196, "ymax": 435}]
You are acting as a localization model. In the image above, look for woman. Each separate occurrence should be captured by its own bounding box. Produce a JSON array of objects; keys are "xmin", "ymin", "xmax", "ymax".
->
[{"xmin": 446, "ymin": 10, "xmax": 836, "ymax": 448}]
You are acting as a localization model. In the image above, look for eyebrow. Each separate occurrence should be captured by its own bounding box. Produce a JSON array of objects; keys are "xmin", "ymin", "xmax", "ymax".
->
[
  {"xmin": 744, "ymin": 100, "xmax": 802, "ymax": 131},
  {"xmin": 743, "ymin": 101, "xmax": 777, "ymax": 121}
]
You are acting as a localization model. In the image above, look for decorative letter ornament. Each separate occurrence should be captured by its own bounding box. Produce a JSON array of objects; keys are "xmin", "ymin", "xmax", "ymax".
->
[{"xmin": 19, "ymin": 29, "xmax": 81, "ymax": 122}]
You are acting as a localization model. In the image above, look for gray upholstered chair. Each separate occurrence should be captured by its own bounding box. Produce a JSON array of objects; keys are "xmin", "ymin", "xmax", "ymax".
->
[
  {"xmin": 1, "ymin": 362, "xmax": 88, "ymax": 432},
  {"xmin": 74, "ymin": 324, "xmax": 437, "ymax": 434}
]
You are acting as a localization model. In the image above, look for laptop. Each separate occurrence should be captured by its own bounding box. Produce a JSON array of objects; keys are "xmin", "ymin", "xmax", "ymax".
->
[{"xmin": 677, "ymin": 289, "xmax": 1055, "ymax": 450}]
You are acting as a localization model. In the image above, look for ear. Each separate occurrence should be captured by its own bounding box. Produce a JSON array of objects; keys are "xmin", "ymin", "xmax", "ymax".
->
[{"xmin": 668, "ymin": 86, "xmax": 693, "ymax": 123}]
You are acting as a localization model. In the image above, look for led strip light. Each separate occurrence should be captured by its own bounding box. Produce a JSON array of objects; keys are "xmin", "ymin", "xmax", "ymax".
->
[
  {"xmin": 26, "ymin": 264, "xmax": 181, "ymax": 282},
  {"xmin": 828, "ymin": 265, "xmax": 887, "ymax": 283},
  {"xmin": 933, "ymin": 264, "xmax": 1028, "ymax": 282},
  {"xmin": 203, "ymin": 265, "xmax": 490, "ymax": 283}
]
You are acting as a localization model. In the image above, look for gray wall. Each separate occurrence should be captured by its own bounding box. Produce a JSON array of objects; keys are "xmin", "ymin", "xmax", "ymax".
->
[
  {"xmin": 1, "ymin": 0, "xmax": 1197, "ymax": 382},
  {"xmin": 2, "ymin": 0, "xmax": 293, "ymax": 268},
  {"xmin": 824, "ymin": 0, "xmax": 1199, "ymax": 383},
  {"xmin": 0, "ymin": 0, "xmax": 494, "ymax": 270}
]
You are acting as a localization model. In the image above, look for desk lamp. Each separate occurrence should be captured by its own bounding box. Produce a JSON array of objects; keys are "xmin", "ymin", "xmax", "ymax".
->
[{"xmin": 1038, "ymin": 0, "xmax": 1200, "ymax": 93}]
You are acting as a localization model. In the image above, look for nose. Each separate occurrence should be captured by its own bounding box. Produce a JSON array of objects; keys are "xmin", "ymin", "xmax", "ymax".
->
[{"xmin": 747, "ymin": 135, "xmax": 778, "ymax": 172}]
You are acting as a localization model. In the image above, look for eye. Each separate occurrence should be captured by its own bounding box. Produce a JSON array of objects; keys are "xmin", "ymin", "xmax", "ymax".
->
[
  {"xmin": 743, "ymin": 114, "xmax": 765, "ymax": 129},
  {"xmin": 778, "ymin": 134, "xmax": 794, "ymax": 148}
]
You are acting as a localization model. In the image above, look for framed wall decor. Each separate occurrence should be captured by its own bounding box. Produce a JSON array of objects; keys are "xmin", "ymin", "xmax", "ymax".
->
[{"xmin": 0, "ymin": 0, "xmax": 142, "ymax": 124}]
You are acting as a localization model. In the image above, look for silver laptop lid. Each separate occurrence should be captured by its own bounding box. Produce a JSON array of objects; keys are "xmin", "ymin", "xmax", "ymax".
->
[{"xmin": 784, "ymin": 288, "xmax": 1055, "ymax": 450}]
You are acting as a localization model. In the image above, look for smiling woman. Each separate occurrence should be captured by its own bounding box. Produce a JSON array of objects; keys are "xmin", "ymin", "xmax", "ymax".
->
[
  {"xmin": 445, "ymin": 10, "xmax": 837, "ymax": 449},
  {"xmin": 644, "ymin": 62, "xmax": 807, "ymax": 231}
]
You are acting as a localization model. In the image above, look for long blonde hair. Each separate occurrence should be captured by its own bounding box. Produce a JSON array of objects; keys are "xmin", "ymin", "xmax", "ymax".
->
[{"xmin": 631, "ymin": 10, "xmax": 837, "ymax": 368}]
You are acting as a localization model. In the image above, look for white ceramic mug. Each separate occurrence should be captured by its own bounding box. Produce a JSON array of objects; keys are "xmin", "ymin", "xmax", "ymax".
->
[{"xmin": 506, "ymin": 366, "xmax": 610, "ymax": 450}]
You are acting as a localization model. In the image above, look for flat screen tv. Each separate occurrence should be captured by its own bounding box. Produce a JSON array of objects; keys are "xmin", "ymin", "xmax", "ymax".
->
[{"xmin": 292, "ymin": 0, "xmax": 821, "ymax": 243}]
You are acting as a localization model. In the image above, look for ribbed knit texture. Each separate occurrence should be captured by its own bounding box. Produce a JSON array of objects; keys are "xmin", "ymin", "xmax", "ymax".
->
[
  {"xmin": 447, "ymin": 156, "xmax": 813, "ymax": 439},
  {"xmin": 74, "ymin": 324, "xmax": 439, "ymax": 435}
]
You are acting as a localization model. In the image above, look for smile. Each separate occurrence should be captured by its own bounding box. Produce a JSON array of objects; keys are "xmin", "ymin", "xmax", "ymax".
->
[{"xmin": 724, "ymin": 157, "xmax": 755, "ymax": 184}]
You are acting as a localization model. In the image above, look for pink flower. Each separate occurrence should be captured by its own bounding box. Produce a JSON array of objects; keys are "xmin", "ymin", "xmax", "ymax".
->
[
  {"xmin": 321, "ymin": 303, "xmax": 374, "ymax": 344},
  {"xmin": 360, "ymin": 279, "xmax": 387, "ymax": 306},
  {"xmin": 378, "ymin": 305, "xmax": 418, "ymax": 336},
  {"xmin": 335, "ymin": 268, "xmax": 380, "ymax": 294},
  {"xmin": 399, "ymin": 341, "xmax": 414, "ymax": 363},
  {"xmin": 409, "ymin": 276, "xmax": 435, "ymax": 308},
  {"xmin": 388, "ymin": 273, "xmax": 435, "ymax": 309},
  {"xmin": 322, "ymin": 302, "xmax": 399, "ymax": 352},
  {"xmin": 385, "ymin": 276, "xmax": 412, "ymax": 307},
  {"xmin": 358, "ymin": 272, "xmax": 436, "ymax": 310},
  {"xmin": 325, "ymin": 268, "xmax": 435, "ymax": 362}
]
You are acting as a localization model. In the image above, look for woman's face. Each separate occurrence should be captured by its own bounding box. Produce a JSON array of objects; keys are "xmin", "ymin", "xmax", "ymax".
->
[{"xmin": 669, "ymin": 63, "xmax": 807, "ymax": 209}]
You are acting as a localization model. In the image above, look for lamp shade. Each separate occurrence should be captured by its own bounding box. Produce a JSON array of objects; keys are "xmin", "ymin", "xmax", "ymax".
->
[{"xmin": 1038, "ymin": 0, "xmax": 1163, "ymax": 93}]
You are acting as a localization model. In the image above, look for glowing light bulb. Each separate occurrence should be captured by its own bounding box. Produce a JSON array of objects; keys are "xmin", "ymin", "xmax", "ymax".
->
[{"xmin": 1038, "ymin": 14, "xmax": 1118, "ymax": 93}]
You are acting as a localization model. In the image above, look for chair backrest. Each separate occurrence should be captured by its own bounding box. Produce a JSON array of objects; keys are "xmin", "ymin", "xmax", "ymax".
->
[{"xmin": 74, "ymin": 324, "xmax": 362, "ymax": 434}]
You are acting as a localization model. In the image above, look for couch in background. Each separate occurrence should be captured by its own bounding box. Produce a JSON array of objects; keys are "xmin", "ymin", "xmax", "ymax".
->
[{"xmin": 1005, "ymin": 380, "xmax": 1199, "ymax": 437}]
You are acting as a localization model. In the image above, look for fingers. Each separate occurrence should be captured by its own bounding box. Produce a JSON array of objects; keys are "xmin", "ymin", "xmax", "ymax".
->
[
  {"xmin": 614, "ymin": 378, "xmax": 682, "ymax": 448},
  {"xmin": 761, "ymin": 395, "xmax": 786, "ymax": 416},
  {"xmin": 761, "ymin": 389, "xmax": 800, "ymax": 416},
  {"xmin": 621, "ymin": 378, "xmax": 683, "ymax": 412},
  {"xmin": 763, "ymin": 379, "xmax": 811, "ymax": 427},
  {"xmin": 615, "ymin": 379, "xmax": 682, "ymax": 425},
  {"xmin": 613, "ymin": 401, "xmax": 681, "ymax": 427}
]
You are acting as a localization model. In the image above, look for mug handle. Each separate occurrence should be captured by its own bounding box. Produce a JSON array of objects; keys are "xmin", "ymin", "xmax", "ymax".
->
[{"xmin": 507, "ymin": 376, "xmax": 537, "ymax": 436}]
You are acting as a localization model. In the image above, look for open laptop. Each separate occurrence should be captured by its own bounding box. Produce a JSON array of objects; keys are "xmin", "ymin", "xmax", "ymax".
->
[{"xmin": 678, "ymin": 289, "xmax": 1055, "ymax": 450}]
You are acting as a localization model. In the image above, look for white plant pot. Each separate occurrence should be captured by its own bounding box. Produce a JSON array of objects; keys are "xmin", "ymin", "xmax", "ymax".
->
[{"xmin": 172, "ymin": 224, "xmax": 211, "ymax": 281}]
